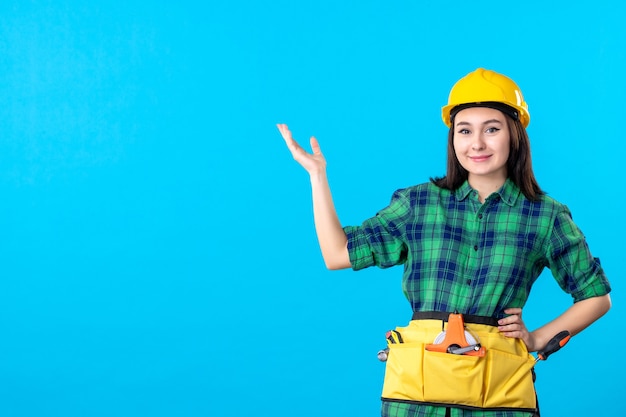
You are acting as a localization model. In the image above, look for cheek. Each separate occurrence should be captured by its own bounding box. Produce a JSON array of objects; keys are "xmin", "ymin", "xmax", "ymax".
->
[
  {"xmin": 489, "ymin": 136, "xmax": 510, "ymax": 160},
  {"xmin": 452, "ymin": 138, "xmax": 463, "ymax": 156},
  {"xmin": 453, "ymin": 143, "xmax": 463, "ymax": 162},
  {"xmin": 503, "ymin": 147, "xmax": 511, "ymax": 161},
  {"xmin": 499, "ymin": 142, "xmax": 511, "ymax": 160},
  {"xmin": 452, "ymin": 141, "xmax": 469, "ymax": 168}
]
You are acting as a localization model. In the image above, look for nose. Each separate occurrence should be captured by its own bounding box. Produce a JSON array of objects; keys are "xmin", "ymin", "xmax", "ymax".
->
[{"xmin": 471, "ymin": 133, "xmax": 485, "ymax": 150}]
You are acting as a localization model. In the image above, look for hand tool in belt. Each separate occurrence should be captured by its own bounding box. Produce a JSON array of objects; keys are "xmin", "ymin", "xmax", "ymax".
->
[{"xmin": 424, "ymin": 312, "xmax": 486, "ymax": 357}]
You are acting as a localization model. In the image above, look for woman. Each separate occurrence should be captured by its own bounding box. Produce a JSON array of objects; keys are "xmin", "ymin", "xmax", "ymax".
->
[{"xmin": 277, "ymin": 68, "xmax": 611, "ymax": 417}]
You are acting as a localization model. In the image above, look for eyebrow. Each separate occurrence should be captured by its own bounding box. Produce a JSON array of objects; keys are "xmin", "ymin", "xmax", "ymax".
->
[{"xmin": 455, "ymin": 119, "xmax": 503, "ymax": 127}]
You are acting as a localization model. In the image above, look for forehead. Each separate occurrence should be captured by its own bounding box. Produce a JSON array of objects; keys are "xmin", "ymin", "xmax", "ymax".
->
[{"xmin": 454, "ymin": 107, "xmax": 507, "ymax": 125}]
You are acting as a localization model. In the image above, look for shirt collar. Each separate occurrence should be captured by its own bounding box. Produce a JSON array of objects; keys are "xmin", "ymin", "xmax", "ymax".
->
[{"xmin": 454, "ymin": 178, "xmax": 521, "ymax": 206}]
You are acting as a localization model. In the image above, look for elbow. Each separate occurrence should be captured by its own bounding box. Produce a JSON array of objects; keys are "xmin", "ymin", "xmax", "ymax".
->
[
  {"xmin": 586, "ymin": 293, "xmax": 612, "ymax": 321},
  {"xmin": 322, "ymin": 252, "xmax": 351, "ymax": 270},
  {"xmin": 321, "ymin": 243, "xmax": 351, "ymax": 270},
  {"xmin": 324, "ymin": 258, "xmax": 350, "ymax": 270},
  {"xmin": 601, "ymin": 293, "xmax": 612, "ymax": 315}
]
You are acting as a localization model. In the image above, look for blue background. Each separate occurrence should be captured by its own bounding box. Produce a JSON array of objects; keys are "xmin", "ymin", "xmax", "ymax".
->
[{"xmin": 1, "ymin": 1, "xmax": 623, "ymax": 416}]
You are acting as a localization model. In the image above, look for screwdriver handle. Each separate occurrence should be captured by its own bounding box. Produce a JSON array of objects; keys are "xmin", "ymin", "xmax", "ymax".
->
[{"xmin": 536, "ymin": 330, "xmax": 571, "ymax": 361}]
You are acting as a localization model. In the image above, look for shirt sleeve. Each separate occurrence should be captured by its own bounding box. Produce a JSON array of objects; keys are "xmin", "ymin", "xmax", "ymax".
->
[
  {"xmin": 343, "ymin": 189, "xmax": 411, "ymax": 271},
  {"xmin": 546, "ymin": 207, "xmax": 611, "ymax": 302}
]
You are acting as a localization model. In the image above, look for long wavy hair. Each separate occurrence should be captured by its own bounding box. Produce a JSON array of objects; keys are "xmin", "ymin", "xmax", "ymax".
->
[{"xmin": 430, "ymin": 114, "xmax": 544, "ymax": 201}]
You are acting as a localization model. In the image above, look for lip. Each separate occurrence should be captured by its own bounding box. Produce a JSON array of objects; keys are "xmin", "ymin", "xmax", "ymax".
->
[{"xmin": 469, "ymin": 155, "xmax": 492, "ymax": 162}]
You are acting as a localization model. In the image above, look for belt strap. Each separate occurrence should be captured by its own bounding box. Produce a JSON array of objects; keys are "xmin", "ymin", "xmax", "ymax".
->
[{"xmin": 412, "ymin": 311, "xmax": 499, "ymax": 327}]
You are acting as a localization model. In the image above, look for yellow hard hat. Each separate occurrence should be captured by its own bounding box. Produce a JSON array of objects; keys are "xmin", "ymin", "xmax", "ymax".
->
[{"xmin": 441, "ymin": 68, "xmax": 530, "ymax": 128}]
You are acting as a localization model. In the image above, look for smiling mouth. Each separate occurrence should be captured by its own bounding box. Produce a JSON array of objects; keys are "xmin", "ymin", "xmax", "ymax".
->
[{"xmin": 469, "ymin": 155, "xmax": 491, "ymax": 162}]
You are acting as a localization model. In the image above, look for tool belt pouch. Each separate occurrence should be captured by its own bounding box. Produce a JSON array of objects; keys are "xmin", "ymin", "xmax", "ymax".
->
[{"xmin": 381, "ymin": 321, "xmax": 537, "ymax": 411}]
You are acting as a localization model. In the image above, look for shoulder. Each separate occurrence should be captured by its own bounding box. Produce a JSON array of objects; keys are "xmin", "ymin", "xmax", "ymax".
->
[
  {"xmin": 375, "ymin": 182, "xmax": 445, "ymax": 223},
  {"xmin": 529, "ymin": 193, "xmax": 571, "ymax": 215},
  {"xmin": 391, "ymin": 182, "xmax": 452, "ymax": 204},
  {"xmin": 391, "ymin": 182, "xmax": 453, "ymax": 210},
  {"xmin": 515, "ymin": 192, "xmax": 573, "ymax": 230}
]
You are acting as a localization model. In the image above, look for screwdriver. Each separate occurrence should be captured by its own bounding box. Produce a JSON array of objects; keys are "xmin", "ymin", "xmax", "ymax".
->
[{"xmin": 536, "ymin": 330, "xmax": 571, "ymax": 362}]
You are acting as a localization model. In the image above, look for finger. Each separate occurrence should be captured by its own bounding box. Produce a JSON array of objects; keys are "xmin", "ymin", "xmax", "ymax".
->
[
  {"xmin": 276, "ymin": 124, "xmax": 291, "ymax": 140},
  {"xmin": 498, "ymin": 320, "xmax": 527, "ymax": 334},
  {"xmin": 498, "ymin": 322, "xmax": 521, "ymax": 332},
  {"xmin": 503, "ymin": 308, "xmax": 522, "ymax": 316},
  {"xmin": 498, "ymin": 315, "xmax": 521, "ymax": 326},
  {"xmin": 277, "ymin": 125, "xmax": 302, "ymax": 154},
  {"xmin": 499, "ymin": 308, "xmax": 522, "ymax": 326},
  {"xmin": 310, "ymin": 136, "xmax": 321, "ymax": 155},
  {"xmin": 500, "ymin": 329, "xmax": 525, "ymax": 339}
]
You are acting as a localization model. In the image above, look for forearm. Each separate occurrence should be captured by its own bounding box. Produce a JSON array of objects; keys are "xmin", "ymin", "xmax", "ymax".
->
[
  {"xmin": 310, "ymin": 171, "xmax": 350, "ymax": 270},
  {"xmin": 531, "ymin": 294, "xmax": 611, "ymax": 351},
  {"xmin": 276, "ymin": 124, "xmax": 350, "ymax": 269}
]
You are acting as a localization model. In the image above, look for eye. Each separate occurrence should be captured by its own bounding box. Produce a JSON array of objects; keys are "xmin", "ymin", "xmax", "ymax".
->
[
  {"xmin": 485, "ymin": 127, "xmax": 500, "ymax": 134},
  {"xmin": 457, "ymin": 128, "xmax": 471, "ymax": 135}
]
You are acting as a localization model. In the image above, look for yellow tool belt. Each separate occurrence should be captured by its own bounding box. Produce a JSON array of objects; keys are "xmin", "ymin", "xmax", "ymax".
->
[{"xmin": 381, "ymin": 315, "xmax": 537, "ymax": 412}]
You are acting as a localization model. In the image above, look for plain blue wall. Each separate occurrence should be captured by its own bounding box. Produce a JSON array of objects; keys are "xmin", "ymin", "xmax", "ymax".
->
[{"xmin": 1, "ymin": 1, "xmax": 623, "ymax": 416}]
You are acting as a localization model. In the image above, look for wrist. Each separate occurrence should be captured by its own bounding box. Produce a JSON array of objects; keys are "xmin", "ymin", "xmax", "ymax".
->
[{"xmin": 309, "ymin": 170, "xmax": 328, "ymax": 183}]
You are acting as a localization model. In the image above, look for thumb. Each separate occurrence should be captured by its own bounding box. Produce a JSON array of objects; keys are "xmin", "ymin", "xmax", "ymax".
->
[{"xmin": 310, "ymin": 136, "xmax": 322, "ymax": 155}]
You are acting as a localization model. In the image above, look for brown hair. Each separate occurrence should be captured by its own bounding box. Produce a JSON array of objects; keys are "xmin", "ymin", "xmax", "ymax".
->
[{"xmin": 430, "ymin": 114, "xmax": 544, "ymax": 201}]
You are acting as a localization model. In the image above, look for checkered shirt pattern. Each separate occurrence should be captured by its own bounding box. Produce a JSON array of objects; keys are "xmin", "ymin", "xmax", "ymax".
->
[
  {"xmin": 344, "ymin": 179, "xmax": 610, "ymax": 417},
  {"xmin": 381, "ymin": 401, "xmax": 534, "ymax": 417}
]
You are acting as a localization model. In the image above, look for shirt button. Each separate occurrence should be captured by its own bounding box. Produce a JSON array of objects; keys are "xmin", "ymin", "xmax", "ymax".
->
[
  {"xmin": 467, "ymin": 279, "xmax": 471, "ymax": 285},
  {"xmin": 473, "ymin": 245, "xmax": 478, "ymax": 251},
  {"xmin": 478, "ymin": 214, "xmax": 483, "ymax": 219}
]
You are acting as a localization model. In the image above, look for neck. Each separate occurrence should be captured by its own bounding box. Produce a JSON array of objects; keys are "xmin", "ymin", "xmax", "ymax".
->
[{"xmin": 468, "ymin": 175, "xmax": 506, "ymax": 202}]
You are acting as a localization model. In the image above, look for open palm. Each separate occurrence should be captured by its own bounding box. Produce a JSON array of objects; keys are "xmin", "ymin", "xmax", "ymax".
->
[{"xmin": 277, "ymin": 124, "xmax": 326, "ymax": 175}]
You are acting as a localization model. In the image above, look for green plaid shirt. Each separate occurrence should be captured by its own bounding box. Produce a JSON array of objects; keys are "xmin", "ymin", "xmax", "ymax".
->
[{"xmin": 344, "ymin": 179, "xmax": 611, "ymax": 417}]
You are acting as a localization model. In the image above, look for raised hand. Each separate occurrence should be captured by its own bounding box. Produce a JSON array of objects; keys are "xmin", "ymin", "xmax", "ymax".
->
[
  {"xmin": 275, "ymin": 123, "xmax": 350, "ymax": 269},
  {"xmin": 277, "ymin": 123, "xmax": 326, "ymax": 176}
]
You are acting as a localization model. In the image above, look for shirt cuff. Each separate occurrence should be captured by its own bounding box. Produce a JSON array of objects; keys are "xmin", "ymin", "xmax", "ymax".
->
[
  {"xmin": 343, "ymin": 225, "xmax": 375, "ymax": 271},
  {"xmin": 570, "ymin": 259, "xmax": 612, "ymax": 302}
]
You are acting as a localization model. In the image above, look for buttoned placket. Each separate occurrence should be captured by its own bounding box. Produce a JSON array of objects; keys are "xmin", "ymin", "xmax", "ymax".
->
[{"xmin": 465, "ymin": 192, "xmax": 499, "ymax": 290}]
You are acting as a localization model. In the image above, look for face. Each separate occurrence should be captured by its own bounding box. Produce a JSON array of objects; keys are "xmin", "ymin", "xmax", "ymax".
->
[{"xmin": 453, "ymin": 107, "xmax": 510, "ymax": 186}]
